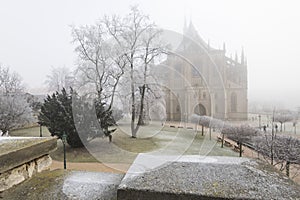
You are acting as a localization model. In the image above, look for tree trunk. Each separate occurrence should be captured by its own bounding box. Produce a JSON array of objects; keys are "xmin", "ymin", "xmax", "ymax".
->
[
  {"xmin": 209, "ymin": 127, "xmax": 212, "ymax": 140},
  {"xmin": 221, "ymin": 134, "xmax": 224, "ymax": 148},
  {"xmin": 239, "ymin": 143, "xmax": 243, "ymax": 157},
  {"xmin": 137, "ymin": 84, "xmax": 146, "ymax": 125},
  {"xmin": 270, "ymin": 146, "xmax": 274, "ymax": 165},
  {"xmin": 286, "ymin": 161, "xmax": 290, "ymax": 177},
  {"xmin": 280, "ymin": 123, "xmax": 283, "ymax": 132},
  {"xmin": 130, "ymin": 62, "xmax": 136, "ymax": 138},
  {"xmin": 201, "ymin": 125, "xmax": 204, "ymax": 136}
]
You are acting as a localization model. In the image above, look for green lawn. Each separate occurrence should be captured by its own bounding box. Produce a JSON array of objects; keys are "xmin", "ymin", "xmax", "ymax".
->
[
  {"xmin": 10, "ymin": 123, "xmax": 238, "ymax": 164},
  {"xmin": 10, "ymin": 126, "xmax": 51, "ymax": 137}
]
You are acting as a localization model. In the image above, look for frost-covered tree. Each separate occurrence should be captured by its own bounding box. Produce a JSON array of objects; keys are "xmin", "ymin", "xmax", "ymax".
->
[
  {"xmin": 0, "ymin": 65, "xmax": 33, "ymax": 136},
  {"xmin": 71, "ymin": 23, "xmax": 125, "ymax": 109},
  {"xmin": 222, "ymin": 124, "xmax": 259, "ymax": 157},
  {"xmin": 255, "ymin": 134, "xmax": 300, "ymax": 177},
  {"xmin": 71, "ymin": 16, "xmax": 127, "ymax": 139},
  {"xmin": 0, "ymin": 95, "xmax": 33, "ymax": 135},
  {"xmin": 274, "ymin": 112, "xmax": 293, "ymax": 132},
  {"xmin": 191, "ymin": 114, "xmax": 210, "ymax": 135},
  {"xmin": 274, "ymin": 136, "xmax": 300, "ymax": 177},
  {"xmin": 0, "ymin": 65, "xmax": 24, "ymax": 94},
  {"xmin": 191, "ymin": 114, "xmax": 225, "ymax": 141},
  {"xmin": 104, "ymin": 6, "xmax": 166, "ymax": 137},
  {"xmin": 45, "ymin": 66, "xmax": 74, "ymax": 92}
]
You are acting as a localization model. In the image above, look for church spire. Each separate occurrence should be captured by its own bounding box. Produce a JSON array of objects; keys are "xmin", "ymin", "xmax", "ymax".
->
[
  {"xmin": 241, "ymin": 47, "xmax": 245, "ymax": 65},
  {"xmin": 183, "ymin": 15, "xmax": 187, "ymax": 34}
]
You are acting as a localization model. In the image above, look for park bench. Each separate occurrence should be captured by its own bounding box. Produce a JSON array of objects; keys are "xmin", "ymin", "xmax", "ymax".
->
[
  {"xmin": 224, "ymin": 140, "xmax": 232, "ymax": 147},
  {"xmin": 233, "ymin": 145, "xmax": 240, "ymax": 152},
  {"xmin": 217, "ymin": 136, "xmax": 222, "ymax": 142},
  {"xmin": 233, "ymin": 144, "xmax": 244, "ymax": 153}
]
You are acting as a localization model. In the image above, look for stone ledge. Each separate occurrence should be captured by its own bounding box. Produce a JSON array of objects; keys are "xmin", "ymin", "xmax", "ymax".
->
[
  {"xmin": 118, "ymin": 155, "xmax": 300, "ymax": 200},
  {"xmin": 0, "ymin": 137, "xmax": 57, "ymax": 173}
]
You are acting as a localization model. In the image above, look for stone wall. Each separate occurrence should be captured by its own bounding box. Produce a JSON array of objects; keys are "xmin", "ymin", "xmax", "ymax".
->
[
  {"xmin": 0, "ymin": 137, "xmax": 57, "ymax": 192},
  {"xmin": 0, "ymin": 155, "xmax": 52, "ymax": 192}
]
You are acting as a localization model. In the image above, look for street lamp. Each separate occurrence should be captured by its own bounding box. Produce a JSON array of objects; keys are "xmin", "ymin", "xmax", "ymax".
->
[
  {"xmin": 61, "ymin": 132, "xmax": 67, "ymax": 170},
  {"xmin": 39, "ymin": 124, "xmax": 43, "ymax": 137}
]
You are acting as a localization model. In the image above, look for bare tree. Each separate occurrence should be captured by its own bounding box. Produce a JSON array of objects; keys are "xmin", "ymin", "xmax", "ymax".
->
[
  {"xmin": 191, "ymin": 114, "xmax": 209, "ymax": 136},
  {"xmin": 292, "ymin": 113, "xmax": 298, "ymax": 134},
  {"xmin": 191, "ymin": 114, "xmax": 225, "ymax": 141},
  {"xmin": 256, "ymin": 134, "xmax": 300, "ymax": 177},
  {"xmin": 104, "ymin": 6, "xmax": 166, "ymax": 137},
  {"xmin": 274, "ymin": 136, "xmax": 300, "ymax": 177},
  {"xmin": 0, "ymin": 65, "xmax": 33, "ymax": 136},
  {"xmin": 222, "ymin": 124, "xmax": 259, "ymax": 157},
  {"xmin": 274, "ymin": 112, "xmax": 293, "ymax": 132},
  {"xmin": 71, "ymin": 22, "xmax": 126, "ymax": 112},
  {"xmin": 45, "ymin": 66, "xmax": 73, "ymax": 92},
  {"xmin": 0, "ymin": 95, "xmax": 33, "ymax": 135},
  {"xmin": 0, "ymin": 65, "xmax": 24, "ymax": 94}
]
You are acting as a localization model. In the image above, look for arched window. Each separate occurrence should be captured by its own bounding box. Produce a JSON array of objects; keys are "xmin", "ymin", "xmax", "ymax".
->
[{"xmin": 231, "ymin": 92, "xmax": 237, "ymax": 112}]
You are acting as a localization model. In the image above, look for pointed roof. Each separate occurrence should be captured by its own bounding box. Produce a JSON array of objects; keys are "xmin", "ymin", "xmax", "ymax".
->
[
  {"xmin": 184, "ymin": 21, "xmax": 207, "ymax": 45},
  {"xmin": 241, "ymin": 47, "xmax": 245, "ymax": 65},
  {"xmin": 177, "ymin": 20, "xmax": 216, "ymax": 53}
]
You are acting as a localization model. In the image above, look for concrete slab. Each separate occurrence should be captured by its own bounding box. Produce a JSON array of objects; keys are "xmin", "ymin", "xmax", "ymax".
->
[{"xmin": 118, "ymin": 155, "xmax": 300, "ymax": 200}]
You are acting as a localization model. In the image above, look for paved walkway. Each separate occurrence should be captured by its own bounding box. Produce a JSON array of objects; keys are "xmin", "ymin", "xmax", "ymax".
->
[{"xmin": 50, "ymin": 160, "xmax": 129, "ymax": 174}]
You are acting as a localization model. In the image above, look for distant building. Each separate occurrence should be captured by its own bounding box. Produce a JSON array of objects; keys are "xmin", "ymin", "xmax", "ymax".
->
[{"xmin": 163, "ymin": 21, "xmax": 248, "ymax": 121}]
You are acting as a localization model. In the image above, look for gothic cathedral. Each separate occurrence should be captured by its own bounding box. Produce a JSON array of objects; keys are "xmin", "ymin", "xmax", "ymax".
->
[{"xmin": 163, "ymin": 21, "xmax": 248, "ymax": 121}]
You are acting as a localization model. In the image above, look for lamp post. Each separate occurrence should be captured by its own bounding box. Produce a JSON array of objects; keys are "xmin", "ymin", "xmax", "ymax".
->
[
  {"xmin": 39, "ymin": 124, "xmax": 43, "ymax": 137},
  {"xmin": 61, "ymin": 132, "xmax": 67, "ymax": 170}
]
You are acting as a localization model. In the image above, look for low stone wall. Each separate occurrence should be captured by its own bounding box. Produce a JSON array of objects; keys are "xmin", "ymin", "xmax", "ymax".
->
[
  {"xmin": 2, "ymin": 170, "xmax": 124, "ymax": 200},
  {"xmin": 0, "ymin": 137, "xmax": 57, "ymax": 192},
  {"xmin": 0, "ymin": 155, "xmax": 52, "ymax": 192}
]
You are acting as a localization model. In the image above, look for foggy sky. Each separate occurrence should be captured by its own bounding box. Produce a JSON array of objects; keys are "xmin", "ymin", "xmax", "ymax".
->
[{"xmin": 0, "ymin": 0, "xmax": 300, "ymax": 109}]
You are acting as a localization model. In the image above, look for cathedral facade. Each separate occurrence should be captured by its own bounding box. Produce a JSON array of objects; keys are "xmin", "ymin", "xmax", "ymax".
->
[{"xmin": 163, "ymin": 22, "xmax": 248, "ymax": 121}]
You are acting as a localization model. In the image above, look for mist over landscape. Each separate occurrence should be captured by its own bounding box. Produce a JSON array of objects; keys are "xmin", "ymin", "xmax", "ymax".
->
[
  {"xmin": 2, "ymin": 1, "xmax": 300, "ymax": 199},
  {"xmin": 0, "ymin": 0, "xmax": 300, "ymax": 110}
]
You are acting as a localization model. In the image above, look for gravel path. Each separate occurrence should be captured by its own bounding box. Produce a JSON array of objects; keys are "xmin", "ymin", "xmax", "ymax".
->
[{"xmin": 50, "ymin": 160, "xmax": 129, "ymax": 174}]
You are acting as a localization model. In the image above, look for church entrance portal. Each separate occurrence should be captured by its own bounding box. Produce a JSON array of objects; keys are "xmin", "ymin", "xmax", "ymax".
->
[{"xmin": 194, "ymin": 104, "xmax": 206, "ymax": 116}]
